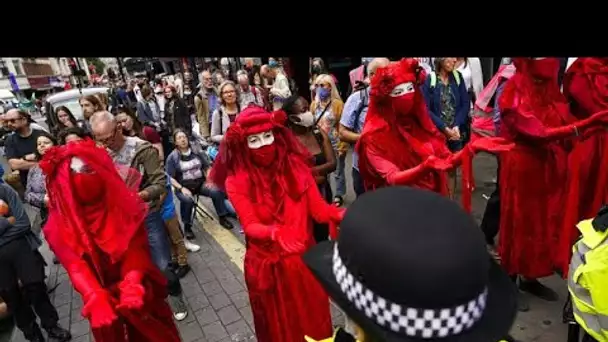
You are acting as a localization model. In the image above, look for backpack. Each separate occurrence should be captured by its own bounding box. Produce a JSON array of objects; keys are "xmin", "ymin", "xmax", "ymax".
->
[
  {"xmin": 429, "ymin": 70, "xmax": 461, "ymax": 89},
  {"xmin": 352, "ymin": 87, "xmax": 369, "ymax": 132}
]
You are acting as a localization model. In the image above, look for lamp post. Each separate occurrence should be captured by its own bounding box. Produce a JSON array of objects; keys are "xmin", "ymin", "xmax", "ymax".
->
[{"xmin": 116, "ymin": 57, "xmax": 126, "ymax": 82}]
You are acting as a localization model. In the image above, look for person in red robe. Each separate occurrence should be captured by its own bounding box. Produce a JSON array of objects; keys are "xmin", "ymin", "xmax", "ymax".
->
[
  {"xmin": 40, "ymin": 139, "xmax": 180, "ymax": 342},
  {"xmin": 208, "ymin": 105, "xmax": 344, "ymax": 342},
  {"xmin": 496, "ymin": 57, "xmax": 608, "ymax": 308},
  {"xmin": 356, "ymin": 58, "xmax": 512, "ymax": 212},
  {"xmin": 562, "ymin": 57, "xmax": 608, "ymax": 242}
]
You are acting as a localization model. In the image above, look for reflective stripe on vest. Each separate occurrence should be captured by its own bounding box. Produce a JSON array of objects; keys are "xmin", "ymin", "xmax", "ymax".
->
[{"xmin": 568, "ymin": 219, "xmax": 608, "ymax": 341}]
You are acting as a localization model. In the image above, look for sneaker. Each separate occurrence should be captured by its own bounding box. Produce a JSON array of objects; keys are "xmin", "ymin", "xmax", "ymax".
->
[
  {"xmin": 184, "ymin": 240, "xmax": 200, "ymax": 252},
  {"xmin": 517, "ymin": 291, "xmax": 530, "ymax": 312},
  {"xmin": 176, "ymin": 265, "xmax": 191, "ymax": 279},
  {"xmin": 519, "ymin": 278, "xmax": 559, "ymax": 302},
  {"xmin": 168, "ymin": 294, "xmax": 188, "ymax": 321},
  {"xmin": 219, "ymin": 216, "xmax": 234, "ymax": 230},
  {"xmin": 46, "ymin": 324, "xmax": 71, "ymax": 341}
]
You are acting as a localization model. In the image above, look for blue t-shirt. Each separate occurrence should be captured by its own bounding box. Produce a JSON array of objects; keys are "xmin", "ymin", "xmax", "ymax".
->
[
  {"xmin": 339, "ymin": 87, "xmax": 369, "ymax": 170},
  {"xmin": 160, "ymin": 175, "xmax": 176, "ymax": 221}
]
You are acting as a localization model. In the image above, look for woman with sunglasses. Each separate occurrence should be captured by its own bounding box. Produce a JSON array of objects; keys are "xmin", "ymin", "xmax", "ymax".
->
[{"xmin": 311, "ymin": 74, "xmax": 347, "ymax": 207}]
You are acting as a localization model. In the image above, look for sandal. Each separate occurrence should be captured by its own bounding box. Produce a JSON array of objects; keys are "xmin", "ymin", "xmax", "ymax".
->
[{"xmin": 333, "ymin": 196, "xmax": 344, "ymax": 207}]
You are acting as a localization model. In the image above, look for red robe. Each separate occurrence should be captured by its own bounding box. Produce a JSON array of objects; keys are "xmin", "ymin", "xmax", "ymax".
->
[
  {"xmin": 356, "ymin": 59, "xmax": 451, "ymax": 195},
  {"xmin": 497, "ymin": 58, "xmax": 578, "ymax": 278},
  {"xmin": 209, "ymin": 106, "xmax": 344, "ymax": 342},
  {"xmin": 562, "ymin": 57, "xmax": 608, "ymax": 221},
  {"xmin": 41, "ymin": 140, "xmax": 180, "ymax": 342}
]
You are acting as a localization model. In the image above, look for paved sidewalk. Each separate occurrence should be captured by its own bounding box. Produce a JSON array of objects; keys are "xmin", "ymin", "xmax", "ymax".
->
[{"xmin": 10, "ymin": 213, "xmax": 345, "ymax": 342}]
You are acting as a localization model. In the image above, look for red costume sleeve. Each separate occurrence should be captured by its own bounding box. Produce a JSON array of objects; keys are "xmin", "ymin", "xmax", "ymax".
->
[
  {"xmin": 225, "ymin": 175, "xmax": 275, "ymax": 241},
  {"xmin": 119, "ymin": 229, "xmax": 152, "ymax": 284},
  {"xmin": 365, "ymin": 142, "xmax": 430, "ymax": 186},
  {"xmin": 305, "ymin": 174, "xmax": 343, "ymax": 225}
]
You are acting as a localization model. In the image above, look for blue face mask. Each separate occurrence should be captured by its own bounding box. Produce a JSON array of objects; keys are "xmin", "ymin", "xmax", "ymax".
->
[{"xmin": 317, "ymin": 87, "xmax": 330, "ymax": 100}]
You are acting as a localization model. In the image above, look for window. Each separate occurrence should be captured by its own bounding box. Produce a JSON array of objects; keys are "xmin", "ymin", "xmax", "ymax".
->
[{"xmin": 12, "ymin": 59, "xmax": 23, "ymax": 75}]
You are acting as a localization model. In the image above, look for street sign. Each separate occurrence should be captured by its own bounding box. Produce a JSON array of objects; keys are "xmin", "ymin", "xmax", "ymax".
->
[{"xmin": 8, "ymin": 73, "xmax": 19, "ymax": 92}]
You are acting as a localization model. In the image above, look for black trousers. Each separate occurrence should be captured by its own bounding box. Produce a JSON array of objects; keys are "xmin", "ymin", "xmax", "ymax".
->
[
  {"xmin": 352, "ymin": 168, "xmax": 365, "ymax": 198},
  {"xmin": 480, "ymin": 158, "xmax": 500, "ymax": 245},
  {"xmin": 0, "ymin": 238, "xmax": 59, "ymax": 334},
  {"xmin": 313, "ymin": 181, "xmax": 333, "ymax": 243}
]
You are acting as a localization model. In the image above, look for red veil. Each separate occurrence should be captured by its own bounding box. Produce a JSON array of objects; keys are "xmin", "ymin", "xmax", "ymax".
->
[
  {"xmin": 356, "ymin": 58, "xmax": 451, "ymax": 194},
  {"xmin": 208, "ymin": 104, "xmax": 314, "ymax": 202},
  {"xmin": 40, "ymin": 139, "xmax": 147, "ymax": 266}
]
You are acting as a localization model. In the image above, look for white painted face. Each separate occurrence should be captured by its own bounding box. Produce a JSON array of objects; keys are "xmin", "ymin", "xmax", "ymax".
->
[
  {"xmin": 246, "ymin": 130, "xmax": 274, "ymax": 149},
  {"xmin": 390, "ymin": 82, "xmax": 415, "ymax": 97},
  {"xmin": 533, "ymin": 57, "xmax": 548, "ymax": 60}
]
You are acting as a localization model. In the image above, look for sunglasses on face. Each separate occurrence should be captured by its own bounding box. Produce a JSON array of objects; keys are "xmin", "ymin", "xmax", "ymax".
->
[{"xmin": 5, "ymin": 117, "xmax": 24, "ymax": 124}]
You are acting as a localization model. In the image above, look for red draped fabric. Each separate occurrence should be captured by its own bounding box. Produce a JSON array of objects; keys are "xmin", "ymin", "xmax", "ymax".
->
[{"xmin": 41, "ymin": 139, "xmax": 179, "ymax": 342}]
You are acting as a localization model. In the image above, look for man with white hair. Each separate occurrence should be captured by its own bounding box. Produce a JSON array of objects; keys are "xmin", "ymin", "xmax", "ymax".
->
[
  {"xmin": 338, "ymin": 58, "xmax": 390, "ymax": 197},
  {"xmin": 89, "ymin": 111, "xmax": 189, "ymax": 321},
  {"xmin": 236, "ymin": 70, "xmax": 264, "ymax": 108}
]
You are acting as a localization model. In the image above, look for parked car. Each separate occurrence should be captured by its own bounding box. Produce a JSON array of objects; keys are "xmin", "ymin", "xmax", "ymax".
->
[{"xmin": 44, "ymin": 87, "xmax": 108, "ymax": 134}]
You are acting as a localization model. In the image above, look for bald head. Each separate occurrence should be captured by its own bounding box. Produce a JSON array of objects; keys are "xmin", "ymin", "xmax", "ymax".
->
[
  {"xmin": 261, "ymin": 64, "xmax": 269, "ymax": 77},
  {"xmin": 367, "ymin": 58, "xmax": 391, "ymax": 77},
  {"xmin": 90, "ymin": 111, "xmax": 115, "ymax": 129}
]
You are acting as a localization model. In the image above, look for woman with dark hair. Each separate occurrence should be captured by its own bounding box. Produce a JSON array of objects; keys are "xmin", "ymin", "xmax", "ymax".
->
[
  {"xmin": 58, "ymin": 126, "xmax": 91, "ymax": 145},
  {"xmin": 166, "ymin": 129, "xmax": 235, "ymax": 232},
  {"xmin": 115, "ymin": 106, "xmax": 144, "ymax": 138},
  {"xmin": 25, "ymin": 132, "xmax": 58, "ymax": 228},
  {"xmin": 283, "ymin": 95, "xmax": 336, "ymax": 242},
  {"xmin": 164, "ymin": 85, "xmax": 192, "ymax": 138},
  {"xmin": 54, "ymin": 106, "xmax": 85, "ymax": 135}
]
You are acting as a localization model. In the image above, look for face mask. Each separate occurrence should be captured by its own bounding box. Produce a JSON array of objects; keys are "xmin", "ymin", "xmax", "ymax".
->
[
  {"xmin": 290, "ymin": 111, "xmax": 315, "ymax": 127},
  {"xmin": 250, "ymin": 144, "xmax": 277, "ymax": 167},
  {"xmin": 184, "ymin": 91, "xmax": 192, "ymax": 96},
  {"xmin": 70, "ymin": 157, "xmax": 105, "ymax": 204},
  {"xmin": 317, "ymin": 87, "xmax": 330, "ymax": 101},
  {"xmin": 390, "ymin": 82, "xmax": 416, "ymax": 116},
  {"xmin": 528, "ymin": 58, "xmax": 559, "ymax": 80}
]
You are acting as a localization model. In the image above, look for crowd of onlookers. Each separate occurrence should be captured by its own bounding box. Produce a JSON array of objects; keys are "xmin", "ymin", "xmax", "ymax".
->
[{"xmin": 0, "ymin": 56, "xmax": 491, "ymax": 341}]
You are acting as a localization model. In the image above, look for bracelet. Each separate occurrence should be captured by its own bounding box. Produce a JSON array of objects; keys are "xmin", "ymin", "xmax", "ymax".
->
[{"xmin": 573, "ymin": 125, "xmax": 579, "ymax": 137}]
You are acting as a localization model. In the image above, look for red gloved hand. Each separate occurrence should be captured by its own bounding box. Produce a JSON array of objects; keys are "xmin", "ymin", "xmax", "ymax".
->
[
  {"xmin": 81, "ymin": 290, "xmax": 118, "ymax": 328},
  {"xmin": 329, "ymin": 208, "xmax": 346, "ymax": 240},
  {"xmin": 273, "ymin": 226, "xmax": 306, "ymax": 254},
  {"xmin": 469, "ymin": 137, "xmax": 514, "ymax": 154},
  {"xmin": 116, "ymin": 275, "xmax": 146, "ymax": 311},
  {"xmin": 422, "ymin": 155, "xmax": 452, "ymax": 172},
  {"xmin": 245, "ymin": 223, "xmax": 276, "ymax": 240}
]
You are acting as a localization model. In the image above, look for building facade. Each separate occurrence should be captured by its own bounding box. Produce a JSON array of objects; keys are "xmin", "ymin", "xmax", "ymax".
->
[{"xmin": 0, "ymin": 57, "xmax": 31, "ymax": 96}]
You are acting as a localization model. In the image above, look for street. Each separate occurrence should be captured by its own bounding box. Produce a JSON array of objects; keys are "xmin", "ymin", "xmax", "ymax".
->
[{"xmin": 1, "ymin": 129, "xmax": 569, "ymax": 341}]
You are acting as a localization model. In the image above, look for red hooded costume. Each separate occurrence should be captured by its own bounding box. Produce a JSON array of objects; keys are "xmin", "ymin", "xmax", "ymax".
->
[
  {"xmin": 497, "ymin": 58, "xmax": 608, "ymax": 278},
  {"xmin": 356, "ymin": 58, "xmax": 512, "ymax": 212},
  {"xmin": 562, "ymin": 57, "xmax": 608, "ymax": 221},
  {"xmin": 209, "ymin": 105, "xmax": 344, "ymax": 342},
  {"xmin": 40, "ymin": 140, "xmax": 180, "ymax": 342}
]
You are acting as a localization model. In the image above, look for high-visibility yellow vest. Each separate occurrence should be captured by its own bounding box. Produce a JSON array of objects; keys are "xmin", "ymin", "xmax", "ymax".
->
[{"xmin": 568, "ymin": 218, "xmax": 608, "ymax": 342}]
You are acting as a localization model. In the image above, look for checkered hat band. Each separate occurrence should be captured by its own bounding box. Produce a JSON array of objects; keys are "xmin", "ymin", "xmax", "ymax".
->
[{"xmin": 332, "ymin": 244, "xmax": 488, "ymax": 339}]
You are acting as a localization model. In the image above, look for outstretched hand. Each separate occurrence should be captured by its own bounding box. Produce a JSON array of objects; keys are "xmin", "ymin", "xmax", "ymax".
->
[
  {"xmin": 82, "ymin": 290, "xmax": 118, "ymax": 328},
  {"xmin": 422, "ymin": 155, "xmax": 452, "ymax": 172}
]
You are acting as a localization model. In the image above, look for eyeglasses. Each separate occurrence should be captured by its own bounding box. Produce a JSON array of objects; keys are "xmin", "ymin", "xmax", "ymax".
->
[
  {"xmin": 5, "ymin": 116, "xmax": 24, "ymax": 124},
  {"xmin": 222, "ymin": 90, "xmax": 236, "ymax": 95},
  {"xmin": 95, "ymin": 126, "xmax": 119, "ymax": 146}
]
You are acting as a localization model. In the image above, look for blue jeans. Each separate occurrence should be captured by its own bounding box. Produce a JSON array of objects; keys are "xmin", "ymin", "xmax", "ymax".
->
[
  {"xmin": 144, "ymin": 210, "xmax": 172, "ymax": 272},
  {"xmin": 175, "ymin": 187, "xmax": 232, "ymax": 226},
  {"xmin": 334, "ymin": 152, "xmax": 346, "ymax": 197},
  {"xmin": 144, "ymin": 210, "xmax": 182, "ymax": 296}
]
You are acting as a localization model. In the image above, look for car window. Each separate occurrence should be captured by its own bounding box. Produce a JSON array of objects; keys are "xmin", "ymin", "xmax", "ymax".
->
[{"xmin": 51, "ymin": 99, "xmax": 84, "ymax": 121}]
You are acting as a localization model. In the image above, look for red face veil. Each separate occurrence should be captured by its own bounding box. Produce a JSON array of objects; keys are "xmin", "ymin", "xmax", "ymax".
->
[
  {"xmin": 208, "ymin": 105, "xmax": 312, "ymax": 199},
  {"xmin": 40, "ymin": 139, "xmax": 147, "ymax": 262}
]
